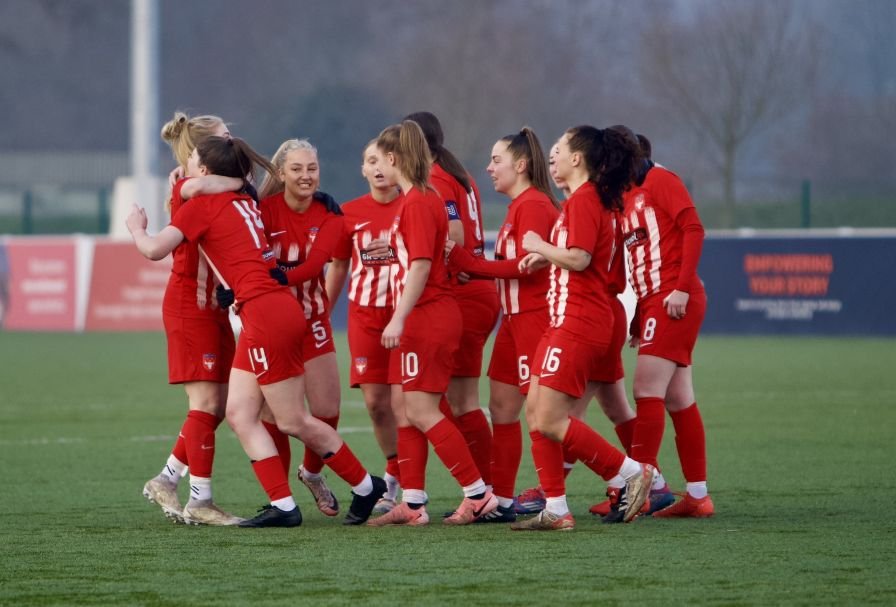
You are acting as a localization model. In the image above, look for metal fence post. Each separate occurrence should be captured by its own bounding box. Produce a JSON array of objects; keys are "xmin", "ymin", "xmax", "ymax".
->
[
  {"xmin": 22, "ymin": 190, "xmax": 33, "ymax": 234},
  {"xmin": 98, "ymin": 188, "xmax": 109, "ymax": 234},
  {"xmin": 801, "ymin": 180, "xmax": 811, "ymax": 228}
]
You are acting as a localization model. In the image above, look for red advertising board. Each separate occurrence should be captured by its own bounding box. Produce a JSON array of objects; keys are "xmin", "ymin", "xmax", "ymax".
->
[
  {"xmin": 3, "ymin": 238, "xmax": 78, "ymax": 330},
  {"xmin": 84, "ymin": 241, "xmax": 171, "ymax": 331}
]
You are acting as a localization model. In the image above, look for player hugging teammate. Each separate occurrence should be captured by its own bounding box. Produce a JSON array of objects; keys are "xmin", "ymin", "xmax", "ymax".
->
[{"xmin": 130, "ymin": 109, "xmax": 712, "ymax": 531}]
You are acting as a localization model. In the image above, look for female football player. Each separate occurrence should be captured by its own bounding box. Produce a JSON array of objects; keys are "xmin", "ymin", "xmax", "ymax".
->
[
  {"xmin": 128, "ymin": 136, "xmax": 385, "ymax": 528},
  {"xmin": 366, "ymin": 121, "xmax": 496, "ymax": 526},
  {"xmin": 511, "ymin": 126, "xmax": 655, "ymax": 531}
]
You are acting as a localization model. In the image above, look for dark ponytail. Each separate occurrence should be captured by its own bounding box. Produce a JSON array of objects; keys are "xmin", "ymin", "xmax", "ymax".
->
[
  {"xmin": 196, "ymin": 136, "xmax": 277, "ymax": 189},
  {"xmin": 565, "ymin": 125, "xmax": 638, "ymax": 211},
  {"xmin": 404, "ymin": 111, "xmax": 472, "ymax": 193}
]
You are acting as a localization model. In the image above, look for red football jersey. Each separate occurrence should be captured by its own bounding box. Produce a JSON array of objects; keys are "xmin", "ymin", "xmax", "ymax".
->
[
  {"xmin": 260, "ymin": 193, "xmax": 343, "ymax": 320},
  {"xmin": 163, "ymin": 179, "xmax": 227, "ymax": 318},
  {"xmin": 430, "ymin": 163, "xmax": 486, "ymax": 258},
  {"xmin": 494, "ymin": 186, "xmax": 559, "ymax": 315},
  {"xmin": 546, "ymin": 181, "xmax": 614, "ymax": 338},
  {"xmin": 171, "ymin": 192, "xmax": 282, "ymax": 304},
  {"xmin": 388, "ymin": 186, "xmax": 453, "ymax": 309},
  {"xmin": 334, "ymin": 192, "xmax": 403, "ymax": 308},
  {"xmin": 621, "ymin": 165, "xmax": 704, "ymax": 298},
  {"xmin": 607, "ymin": 211, "xmax": 627, "ymax": 297}
]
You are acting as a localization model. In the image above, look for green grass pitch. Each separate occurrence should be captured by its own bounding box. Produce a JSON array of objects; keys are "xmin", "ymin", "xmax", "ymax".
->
[{"xmin": 1, "ymin": 331, "xmax": 894, "ymax": 606}]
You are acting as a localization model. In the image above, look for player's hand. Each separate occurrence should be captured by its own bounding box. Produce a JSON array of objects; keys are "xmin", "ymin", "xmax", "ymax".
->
[
  {"xmin": 215, "ymin": 285, "xmax": 235, "ymax": 309},
  {"xmin": 521, "ymin": 230, "xmax": 544, "ymax": 253},
  {"xmin": 125, "ymin": 204, "xmax": 148, "ymax": 234},
  {"xmin": 363, "ymin": 238, "xmax": 391, "ymax": 259},
  {"xmin": 663, "ymin": 289, "xmax": 690, "ymax": 319},
  {"xmin": 269, "ymin": 267, "xmax": 288, "ymax": 286},
  {"xmin": 628, "ymin": 335, "xmax": 640, "ymax": 349},
  {"xmin": 444, "ymin": 239, "xmax": 456, "ymax": 255},
  {"xmin": 313, "ymin": 190, "xmax": 343, "ymax": 215},
  {"xmin": 168, "ymin": 166, "xmax": 185, "ymax": 187},
  {"xmin": 381, "ymin": 317, "xmax": 404, "ymax": 349},
  {"xmin": 518, "ymin": 252, "xmax": 548, "ymax": 273},
  {"xmin": 456, "ymin": 271, "xmax": 471, "ymax": 284}
]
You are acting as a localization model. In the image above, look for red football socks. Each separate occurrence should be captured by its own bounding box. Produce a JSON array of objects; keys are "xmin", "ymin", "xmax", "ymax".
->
[
  {"xmin": 323, "ymin": 442, "xmax": 367, "ymax": 487},
  {"xmin": 490, "ymin": 421, "xmax": 522, "ymax": 499},
  {"xmin": 455, "ymin": 409, "xmax": 493, "ymax": 486},
  {"xmin": 262, "ymin": 420, "xmax": 291, "ymax": 476},
  {"xmin": 396, "ymin": 425, "xmax": 428, "ymax": 491},
  {"xmin": 302, "ymin": 414, "xmax": 339, "ymax": 474},
  {"xmin": 614, "ymin": 417, "xmax": 637, "ymax": 456},
  {"xmin": 530, "ymin": 430, "xmax": 566, "ymax": 498},
  {"xmin": 632, "ymin": 396, "xmax": 666, "ymax": 469},
  {"xmin": 183, "ymin": 410, "xmax": 221, "ymax": 478},
  {"xmin": 251, "ymin": 455, "xmax": 292, "ymax": 501},
  {"xmin": 561, "ymin": 417, "xmax": 625, "ymax": 481},
  {"xmin": 426, "ymin": 417, "xmax": 481, "ymax": 487},
  {"xmin": 670, "ymin": 402, "xmax": 707, "ymax": 482}
]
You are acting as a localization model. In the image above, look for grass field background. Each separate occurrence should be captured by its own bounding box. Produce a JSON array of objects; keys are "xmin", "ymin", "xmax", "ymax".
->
[{"xmin": 1, "ymin": 331, "xmax": 895, "ymax": 606}]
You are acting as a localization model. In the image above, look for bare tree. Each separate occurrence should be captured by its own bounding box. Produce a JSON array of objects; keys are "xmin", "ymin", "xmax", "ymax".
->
[{"xmin": 639, "ymin": 1, "xmax": 819, "ymax": 227}]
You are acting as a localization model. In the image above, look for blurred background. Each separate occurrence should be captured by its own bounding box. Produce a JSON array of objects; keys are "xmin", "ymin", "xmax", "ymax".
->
[{"xmin": 1, "ymin": 0, "xmax": 894, "ymax": 234}]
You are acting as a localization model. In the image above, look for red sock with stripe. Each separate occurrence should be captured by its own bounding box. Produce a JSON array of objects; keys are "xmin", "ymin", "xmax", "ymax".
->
[
  {"xmin": 182, "ymin": 410, "xmax": 221, "ymax": 478},
  {"xmin": 172, "ymin": 418, "xmax": 189, "ymax": 466},
  {"xmin": 385, "ymin": 454, "xmax": 401, "ymax": 482},
  {"xmin": 529, "ymin": 431, "xmax": 566, "ymax": 498},
  {"xmin": 251, "ymin": 455, "xmax": 292, "ymax": 501},
  {"xmin": 302, "ymin": 414, "xmax": 339, "ymax": 474},
  {"xmin": 490, "ymin": 421, "xmax": 522, "ymax": 499},
  {"xmin": 632, "ymin": 397, "xmax": 665, "ymax": 469},
  {"xmin": 262, "ymin": 421, "xmax": 291, "ymax": 476},
  {"xmin": 425, "ymin": 418, "xmax": 482, "ymax": 488},
  {"xmin": 670, "ymin": 403, "xmax": 707, "ymax": 482},
  {"xmin": 561, "ymin": 417, "xmax": 625, "ymax": 481},
  {"xmin": 323, "ymin": 442, "xmax": 367, "ymax": 487},
  {"xmin": 397, "ymin": 425, "xmax": 428, "ymax": 493},
  {"xmin": 455, "ymin": 409, "xmax": 493, "ymax": 486},
  {"xmin": 614, "ymin": 417, "xmax": 637, "ymax": 456}
]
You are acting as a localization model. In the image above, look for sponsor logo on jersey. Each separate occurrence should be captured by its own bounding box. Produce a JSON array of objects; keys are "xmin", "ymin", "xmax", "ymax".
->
[
  {"xmin": 202, "ymin": 353, "xmax": 217, "ymax": 371},
  {"xmin": 446, "ymin": 201, "xmax": 460, "ymax": 220},
  {"xmin": 624, "ymin": 227, "xmax": 648, "ymax": 250},
  {"xmin": 360, "ymin": 248, "xmax": 395, "ymax": 266},
  {"xmin": 354, "ymin": 357, "xmax": 368, "ymax": 374},
  {"xmin": 354, "ymin": 221, "xmax": 371, "ymax": 231}
]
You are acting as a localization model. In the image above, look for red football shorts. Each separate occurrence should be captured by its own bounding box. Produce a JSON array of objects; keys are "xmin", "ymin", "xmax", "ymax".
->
[
  {"xmin": 636, "ymin": 289, "xmax": 707, "ymax": 366},
  {"xmin": 347, "ymin": 302, "xmax": 392, "ymax": 387},
  {"xmin": 232, "ymin": 291, "xmax": 306, "ymax": 385},
  {"xmin": 533, "ymin": 327, "xmax": 610, "ymax": 399},
  {"xmin": 303, "ymin": 314, "xmax": 335, "ymax": 362},
  {"xmin": 451, "ymin": 281, "xmax": 500, "ymax": 377},
  {"xmin": 398, "ymin": 297, "xmax": 462, "ymax": 393},
  {"xmin": 164, "ymin": 312, "xmax": 235, "ymax": 384},
  {"xmin": 588, "ymin": 296, "xmax": 627, "ymax": 384},
  {"xmin": 487, "ymin": 308, "xmax": 551, "ymax": 395}
]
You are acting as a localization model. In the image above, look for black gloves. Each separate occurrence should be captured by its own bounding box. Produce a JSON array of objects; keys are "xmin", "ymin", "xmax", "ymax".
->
[{"xmin": 215, "ymin": 284, "xmax": 235, "ymax": 308}]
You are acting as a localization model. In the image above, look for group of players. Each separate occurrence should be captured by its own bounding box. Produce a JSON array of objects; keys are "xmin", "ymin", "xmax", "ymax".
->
[{"xmin": 128, "ymin": 109, "xmax": 713, "ymax": 530}]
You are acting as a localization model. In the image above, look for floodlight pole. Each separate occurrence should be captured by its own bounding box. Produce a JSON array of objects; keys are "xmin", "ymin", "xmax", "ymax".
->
[{"xmin": 130, "ymin": 0, "xmax": 160, "ymax": 230}]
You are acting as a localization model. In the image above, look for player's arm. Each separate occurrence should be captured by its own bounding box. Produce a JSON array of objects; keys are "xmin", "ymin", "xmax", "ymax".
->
[
  {"xmin": 180, "ymin": 176, "xmax": 244, "ymax": 200},
  {"xmin": 325, "ymin": 257, "xmax": 350, "ymax": 307},
  {"xmin": 446, "ymin": 241, "xmax": 527, "ymax": 279},
  {"xmin": 521, "ymin": 230, "xmax": 590, "ymax": 271},
  {"xmin": 381, "ymin": 259, "xmax": 430, "ymax": 349},
  {"xmin": 126, "ymin": 204, "xmax": 184, "ymax": 260}
]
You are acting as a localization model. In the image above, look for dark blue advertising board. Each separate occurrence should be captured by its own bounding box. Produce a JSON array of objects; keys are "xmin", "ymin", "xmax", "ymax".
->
[{"xmin": 699, "ymin": 231, "xmax": 896, "ymax": 336}]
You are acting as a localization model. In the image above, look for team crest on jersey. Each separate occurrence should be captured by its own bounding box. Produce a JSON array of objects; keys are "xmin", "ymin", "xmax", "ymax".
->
[
  {"xmin": 202, "ymin": 353, "xmax": 217, "ymax": 371},
  {"xmin": 307, "ymin": 227, "xmax": 319, "ymax": 243},
  {"xmin": 354, "ymin": 357, "xmax": 368, "ymax": 375},
  {"xmin": 635, "ymin": 193, "xmax": 646, "ymax": 211}
]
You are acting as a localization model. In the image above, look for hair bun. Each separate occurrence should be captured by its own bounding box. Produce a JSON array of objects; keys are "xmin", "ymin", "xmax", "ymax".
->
[{"xmin": 160, "ymin": 111, "xmax": 188, "ymax": 142}]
